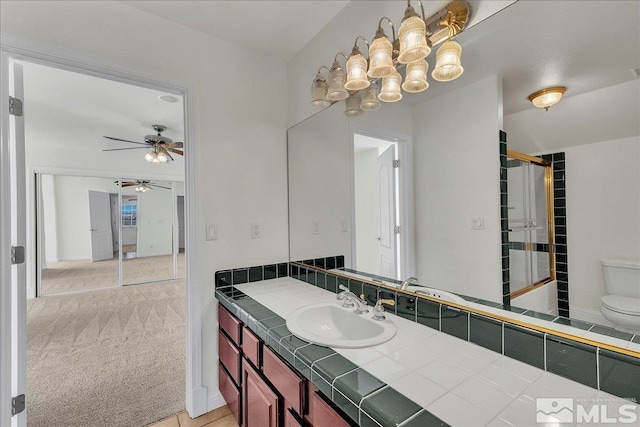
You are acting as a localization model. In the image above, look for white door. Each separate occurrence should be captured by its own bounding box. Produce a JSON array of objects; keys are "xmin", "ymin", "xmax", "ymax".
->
[
  {"xmin": 377, "ymin": 146, "xmax": 397, "ymax": 278},
  {"xmin": 1, "ymin": 60, "xmax": 27, "ymax": 426},
  {"xmin": 88, "ymin": 190, "xmax": 113, "ymax": 262}
]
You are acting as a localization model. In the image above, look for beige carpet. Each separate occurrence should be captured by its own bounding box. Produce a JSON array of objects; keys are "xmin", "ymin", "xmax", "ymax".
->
[
  {"xmin": 41, "ymin": 253, "xmax": 186, "ymax": 295},
  {"xmin": 27, "ymin": 280, "xmax": 186, "ymax": 427}
]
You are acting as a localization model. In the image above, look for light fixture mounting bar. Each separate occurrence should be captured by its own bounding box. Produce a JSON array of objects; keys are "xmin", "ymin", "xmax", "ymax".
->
[{"xmin": 426, "ymin": 1, "xmax": 470, "ymax": 46}]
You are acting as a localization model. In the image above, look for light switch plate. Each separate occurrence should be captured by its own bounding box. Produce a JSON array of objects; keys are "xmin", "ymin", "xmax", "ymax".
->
[
  {"xmin": 206, "ymin": 223, "xmax": 217, "ymax": 241},
  {"xmin": 251, "ymin": 222, "xmax": 261, "ymax": 239},
  {"xmin": 341, "ymin": 220, "xmax": 348, "ymax": 232},
  {"xmin": 312, "ymin": 220, "xmax": 320, "ymax": 235}
]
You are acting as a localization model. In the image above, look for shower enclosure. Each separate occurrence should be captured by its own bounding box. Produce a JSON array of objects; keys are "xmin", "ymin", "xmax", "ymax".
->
[{"xmin": 507, "ymin": 151, "xmax": 556, "ymax": 296}]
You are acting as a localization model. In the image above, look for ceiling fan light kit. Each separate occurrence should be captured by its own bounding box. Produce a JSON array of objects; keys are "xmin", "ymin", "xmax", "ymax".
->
[
  {"xmin": 103, "ymin": 124, "xmax": 184, "ymax": 164},
  {"xmin": 310, "ymin": 0, "xmax": 471, "ymax": 117}
]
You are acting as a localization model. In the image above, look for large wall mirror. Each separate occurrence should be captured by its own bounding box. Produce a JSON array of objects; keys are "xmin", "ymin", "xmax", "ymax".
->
[
  {"xmin": 36, "ymin": 174, "xmax": 185, "ymax": 296},
  {"xmin": 288, "ymin": 0, "xmax": 639, "ymax": 348}
]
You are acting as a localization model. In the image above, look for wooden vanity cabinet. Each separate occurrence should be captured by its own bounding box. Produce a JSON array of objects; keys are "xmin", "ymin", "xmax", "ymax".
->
[{"xmin": 218, "ymin": 304, "xmax": 352, "ymax": 427}]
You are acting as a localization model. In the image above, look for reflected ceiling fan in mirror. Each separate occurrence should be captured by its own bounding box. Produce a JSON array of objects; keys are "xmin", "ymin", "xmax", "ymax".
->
[
  {"xmin": 103, "ymin": 124, "xmax": 184, "ymax": 164},
  {"xmin": 115, "ymin": 180, "xmax": 171, "ymax": 192}
]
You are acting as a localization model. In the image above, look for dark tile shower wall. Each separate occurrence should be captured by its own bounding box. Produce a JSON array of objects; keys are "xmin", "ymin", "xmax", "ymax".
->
[
  {"xmin": 499, "ymin": 131, "xmax": 511, "ymax": 306},
  {"xmin": 541, "ymin": 152, "xmax": 569, "ymax": 317}
]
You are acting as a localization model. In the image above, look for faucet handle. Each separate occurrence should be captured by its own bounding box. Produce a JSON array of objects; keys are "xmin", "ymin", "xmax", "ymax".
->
[
  {"xmin": 372, "ymin": 298, "xmax": 395, "ymax": 320},
  {"xmin": 376, "ymin": 299, "xmax": 395, "ymax": 307}
]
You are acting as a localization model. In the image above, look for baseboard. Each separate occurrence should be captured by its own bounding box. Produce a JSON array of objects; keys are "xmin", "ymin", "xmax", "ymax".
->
[
  {"xmin": 207, "ymin": 389, "xmax": 226, "ymax": 413},
  {"xmin": 570, "ymin": 305, "xmax": 616, "ymax": 327}
]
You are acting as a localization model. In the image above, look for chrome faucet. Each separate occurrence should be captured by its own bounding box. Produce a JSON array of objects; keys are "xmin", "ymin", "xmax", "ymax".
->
[
  {"xmin": 337, "ymin": 285, "xmax": 369, "ymax": 314},
  {"xmin": 399, "ymin": 276, "xmax": 418, "ymax": 290}
]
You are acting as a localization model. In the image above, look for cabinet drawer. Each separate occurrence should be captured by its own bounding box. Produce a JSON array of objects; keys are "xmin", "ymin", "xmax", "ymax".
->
[
  {"xmin": 242, "ymin": 326, "xmax": 261, "ymax": 368},
  {"xmin": 219, "ymin": 364, "xmax": 241, "ymax": 426},
  {"xmin": 262, "ymin": 345, "xmax": 304, "ymax": 416},
  {"xmin": 218, "ymin": 305, "xmax": 242, "ymax": 346},
  {"xmin": 219, "ymin": 330, "xmax": 241, "ymax": 385},
  {"xmin": 310, "ymin": 390, "xmax": 351, "ymax": 427}
]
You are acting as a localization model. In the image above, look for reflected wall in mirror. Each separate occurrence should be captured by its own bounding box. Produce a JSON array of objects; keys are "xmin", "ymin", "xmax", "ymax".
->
[
  {"xmin": 288, "ymin": 0, "xmax": 640, "ymax": 343},
  {"xmin": 36, "ymin": 174, "xmax": 185, "ymax": 296}
]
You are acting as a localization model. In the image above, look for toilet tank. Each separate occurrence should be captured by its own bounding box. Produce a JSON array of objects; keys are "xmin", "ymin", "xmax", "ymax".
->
[{"xmin": 601, "ymin": 259, "xmax": 640, "ymax": 298}]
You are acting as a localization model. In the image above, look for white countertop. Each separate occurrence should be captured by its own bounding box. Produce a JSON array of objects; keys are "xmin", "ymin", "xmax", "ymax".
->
[{"xmin": 235, "ymin": 277, "xmax": 639, "ymax": 427}]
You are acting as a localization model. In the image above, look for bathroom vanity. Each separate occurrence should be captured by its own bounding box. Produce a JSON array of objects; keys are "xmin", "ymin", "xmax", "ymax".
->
[{"xmin": 216, "ymin": 272, "xmax": 639, "ymax": 427}]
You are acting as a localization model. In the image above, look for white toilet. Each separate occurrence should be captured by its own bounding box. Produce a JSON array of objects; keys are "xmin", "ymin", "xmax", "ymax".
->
[{"xmin": 600, "ymin": 259, "xmax": 640, "ymax": 334}]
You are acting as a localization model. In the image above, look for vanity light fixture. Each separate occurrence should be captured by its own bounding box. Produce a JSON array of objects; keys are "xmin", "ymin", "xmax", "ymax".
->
[
  {"xmin": 345, "ymin": 37, "xmax": 371, "ymax": 91},
  {"xmin": 326, "ymin": 53, "xmax": 350, "ymax": 102},
  {"xmin": 528, "ymin": 86, "xmax": 567, "ymax": 111},
  {"xmin": 309, "ymin": 1, "xmax": 471, "ymax": 117}
]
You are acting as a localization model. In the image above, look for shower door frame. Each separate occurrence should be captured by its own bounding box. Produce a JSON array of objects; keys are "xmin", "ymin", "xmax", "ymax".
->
[{"xmin": 507, "ymin": 150, "xmax": 556, "ymax": 298}]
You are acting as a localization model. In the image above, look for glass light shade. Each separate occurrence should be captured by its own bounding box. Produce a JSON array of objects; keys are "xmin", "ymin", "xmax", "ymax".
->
[
  {"xmin": 402, "ymin": 59, "xmax": 429, "ymax": 93},
  {"xmin": 151, "ymin": 156, "xmax": 161, "ymax": 164},
  {"xmin": 379, "ymin": 70, "xmax": 403, "ymax": 103},
  {"xmin": 398, "ymin": 16, "xmax": 431, "ymax": 64},
  {"xmin": 367, "ymin": 37, "xmax": 395, "ymax": 78},
  {"xmin": 326, "ymin": 66, "xmax": 349, "ymax": 101},
  {"xmin": 145, "ymin": 151, "xmax": 156, "ymax": 163},
  {"xmin": 345, "ymin": 54, "xmax": 370, "ymax": 91},
  {"xmin": 528, "ymin": 87, "xmax": 566, "ymax": 110},
  {"xmin": 360, "ymin": 82, "xmax": 380, "ymax": 111},
  {"xmin": 310, "ymin": 77, "xmax": 330, "ymax": 108},
  {"xmin": 344, "ymin": 92, "xmax": 363, "ymax": 117},
  {"xmin": 157, "ymin": 150, "xmax": 168, "ymax": 163},
  {"xmin": 432, "ymin": 40, "xmax": 464, "ymax": 82}
]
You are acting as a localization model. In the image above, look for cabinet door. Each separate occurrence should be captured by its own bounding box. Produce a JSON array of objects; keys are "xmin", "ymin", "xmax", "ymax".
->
[
  {"xmin": 284, "ymin": 408, "xmax": 303, "ymax": 427},
  {"xmin": 219, "ymin": 364, "xmax": 241, "ymax": 426},
  {"xmin": 242, "ymin": 359, "xmax": 279, "ymax": 427},
  {"xmin": 310, "ymin": 391, "xmax": 350, "ymax": 427}
]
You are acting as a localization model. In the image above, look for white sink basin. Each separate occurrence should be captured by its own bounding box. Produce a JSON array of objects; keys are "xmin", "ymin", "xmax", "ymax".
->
[
  {"xmin": 405, "ymin": 286, "xmax": 468, "ymax": 306},
  {"xmin": 286, "ymin": 302, "xmax": 397, "ymax": 348}
]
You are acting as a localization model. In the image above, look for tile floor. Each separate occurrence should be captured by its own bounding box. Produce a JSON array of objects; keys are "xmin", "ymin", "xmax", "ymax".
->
[{"xmin": 149, "ymin": 406, "xmax": 237, "ymax": 427}]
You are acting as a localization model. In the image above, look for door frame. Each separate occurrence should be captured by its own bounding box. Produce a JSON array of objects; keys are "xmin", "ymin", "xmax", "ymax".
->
[
  {"xmin": 0, "ymin": 34, "xmax": 209, "ymax": 421},
  {"xmin": 349, "ymin": 124, "xmax": 415, "ymax": 280}
]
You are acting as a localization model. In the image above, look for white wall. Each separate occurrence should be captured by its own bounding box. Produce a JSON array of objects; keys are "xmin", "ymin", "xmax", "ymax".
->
[
  {"xmin": 564, "ymin": 137, "xmax": 640, "ymax": 312},
  {"xmin": 288, "ymin": 103, "xmax": 352, "ymax": 264},
  {"xmin": 44, "ymin": 175, "xmax": 117, "ymax": 261},
  {"xmin": 1, "ymin": 0, "xmax": 289, "ymax": 413},
  {"xmin": 41, "ymin": 174, "xmax": 58, "ymax": 263},
  {"xmin": 136, "ymin": 185, "xmax": 174, "ymax": 258},
  {"xmin": 412, "ymin": 74, "xmax": 503, "ymax": 302},
  {"xmin": 354, "ymin": 148, "xmax": 380, "ymax": 274}
]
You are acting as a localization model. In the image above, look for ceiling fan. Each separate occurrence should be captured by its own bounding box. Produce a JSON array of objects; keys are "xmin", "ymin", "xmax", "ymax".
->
[
  {"xmin": 103, "ymin": 124, "xmax": 184, "ymax": 164},
  {"xmin": 115, "ymin": 180, "xmax": 171, "ymax": 192}
]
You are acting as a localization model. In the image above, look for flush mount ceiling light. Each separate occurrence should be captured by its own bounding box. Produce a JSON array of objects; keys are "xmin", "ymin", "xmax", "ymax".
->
[
  {"xmin": 310, "ymin": 1, "xmax": 471, "ymax": 117},
  {"xmin": 528, "ymin": 86, "xmax": 567, "ymax": 111},
  {"xmin": 159, "ymin": 95, "xmax": 179, "ymax": 103}
]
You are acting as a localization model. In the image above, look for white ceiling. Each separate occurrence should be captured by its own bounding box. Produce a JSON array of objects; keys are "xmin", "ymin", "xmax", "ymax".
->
[
  {"xmin": 121, "ymin": 0, "xmax": 349, "ymax": 62},
  {"xmin": 21, "ymin": 61, "xmax": 186, "ymax": 177}
]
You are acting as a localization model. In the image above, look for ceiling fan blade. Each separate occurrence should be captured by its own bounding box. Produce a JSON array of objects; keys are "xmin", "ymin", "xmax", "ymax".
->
[
  {"xmin": 166, "ymin": 141, "xmax": 184, "ymax": 148},
  {"xmin": 122, "ymin": 183, "xmax": 137, "ymax": 187},
  {"xmin": 167, "ymin": 148, "xmax": 184, "ymax": 156},
  {"xmin": 103, "ymin": 136, "xmax": 149, "ymax": 146},
  {"xmin": 151, "ymin": 184, "xmax": 172, "ymax": 190},
  {"xmin": 102, "ymin": 147, "xmax": 149, "ymax": 151}
]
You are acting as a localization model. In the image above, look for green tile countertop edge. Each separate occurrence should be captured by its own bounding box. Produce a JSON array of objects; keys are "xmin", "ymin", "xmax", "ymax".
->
[{"xmin": 215, "ymin": 287, "xmax": 450, "ymax": 427}]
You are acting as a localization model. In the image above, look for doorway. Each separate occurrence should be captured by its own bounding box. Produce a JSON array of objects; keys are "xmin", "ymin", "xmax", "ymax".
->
[
  {"xmin": 353, "ymin": 133, "xmax": 402, "ymax": 279},
  {"xmin": 1, "ymin": 51, "xmax": 196, "ymax": 427}
]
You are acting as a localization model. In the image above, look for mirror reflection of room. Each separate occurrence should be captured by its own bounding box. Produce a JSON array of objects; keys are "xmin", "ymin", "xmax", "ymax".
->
[{"xmin": 37, "ymin": 174, "xmax": 185, "ymax": 296}]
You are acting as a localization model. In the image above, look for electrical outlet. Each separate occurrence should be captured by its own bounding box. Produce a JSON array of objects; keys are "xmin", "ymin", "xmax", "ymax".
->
[
  {"xmin": 312, "ymin": 220, "xmax": 320, "ymax": 235},
  {"xmin": 471, "ymin": 217, "xmax": 484, "ymax": 230},
  {"xmin": 251, "ymin": 222, "xmax": 261, "ymax": 239},
  {"xmin": 206, "ymin": 223, "xmax": 217, "ymax": 241}
]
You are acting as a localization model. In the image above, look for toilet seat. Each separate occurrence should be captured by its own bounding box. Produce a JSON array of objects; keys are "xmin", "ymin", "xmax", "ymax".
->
[{"xmin": 601, "ymin": 295, "xmax": 640, "ymax": 316}]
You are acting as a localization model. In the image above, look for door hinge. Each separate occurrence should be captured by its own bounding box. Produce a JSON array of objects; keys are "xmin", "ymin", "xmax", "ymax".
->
[
  {"xmin": 12, "ymin": 394, "xmax": 25, "ymax": 416},
  {"xmin": 393, "ymin": 159, "xmax": 400, "ymax": 168},
  {"xmin": 9, "ymin": 96, "xmax": 23, "ymax": 117},
  {"xmin": 11, "ymin": 245, "xmax": 25, "ymax": 265},
  {"xmin": 394, "ymin": 226, "xmax": 401, "ymax": 234}
]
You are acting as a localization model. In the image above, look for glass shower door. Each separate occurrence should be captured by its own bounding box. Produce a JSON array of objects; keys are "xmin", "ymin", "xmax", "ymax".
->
[{"xmin": 507, "ymin": 154, "xmax": 554, "ymax": 296}]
